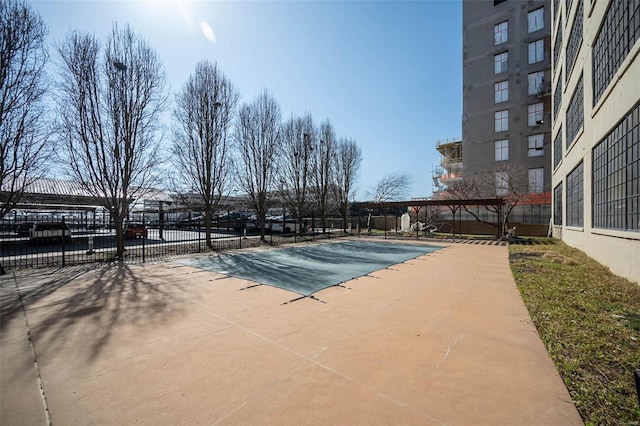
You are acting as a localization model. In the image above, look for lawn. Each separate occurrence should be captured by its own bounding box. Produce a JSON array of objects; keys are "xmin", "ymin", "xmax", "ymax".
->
[{"xmin": 509, "ymin": 240, "xmax": 640, "ymax": 425}]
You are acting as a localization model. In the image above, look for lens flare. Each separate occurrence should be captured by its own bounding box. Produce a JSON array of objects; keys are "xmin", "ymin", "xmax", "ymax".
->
[{"xmin": 200, "ymin": 21, "xmax": 216, "ymax": 42}]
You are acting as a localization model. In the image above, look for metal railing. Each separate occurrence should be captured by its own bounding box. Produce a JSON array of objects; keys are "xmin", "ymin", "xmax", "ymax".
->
[{"xmin": 0, "ymin": 215, "xmax": 349, "ymax": 272}]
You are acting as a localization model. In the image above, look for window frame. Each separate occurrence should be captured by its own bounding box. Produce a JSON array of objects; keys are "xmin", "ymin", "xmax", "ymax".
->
[
  {"xmin": 565, "ymin": 0, "xmax": 583, "ymax": 82},
  {"xmin": 566, "ymin": 74, "xmax": 584, "ymax": 148},
  {"xmin": 495, "ymin": 109, "xmax": 509, "ymax": 132},
  {"xmin": 553, "ymin": 126, "xmax": 563, "ymax": 169},
  {"xmin": 528, "ymin": 168, "xmax": 544, "ymax": 193},
  {"xmin": 566, "ymin": 161, "xmax": 584, "ymax": 227},
  {"xmin": 592, "ymin": 0, "xmax": 640, "ymax": 105},
  {"xmin": 527, "ymin": 134, "xmax": 545, "ymax": 157},
  {"xmin": 553, "ymin": 183, "xmax": 563, "ymax": 225},
  {"xmin": 494, "ymin": 80, "xmax": 509, "ymax": 103},
  {"xmin": 527, "ymin": 103, "xmax": 544, "ymax": 126},
  {"xmin": 528, "ymin": 7, "xmax": 545, "ymax": 33},
  {"xmin": 494, "ymin": 51, "xmax": 509, "ymax": 74},
  {"xmin": 494, "ymin": 139, "xmax": 509, "ymax": 161},
  {"xmin": 592, "ymin": 102, "xmax": 640, "ymax": 231},
  {"xmin": 528, "ymin": 71, "xmax": 545, "ymax": 95},
  {"xmin": 494, "ymin": 20, "xmax": 508, "ymax": 45},
  {"xmin": 528, "ymin": 39, "xmax": 545, "ymax": 64}
]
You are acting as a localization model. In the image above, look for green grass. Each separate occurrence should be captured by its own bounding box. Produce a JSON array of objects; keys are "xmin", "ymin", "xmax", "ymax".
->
[{"xmin": 509, "ymin": 241, "xmax": 640, "ymax": 425}]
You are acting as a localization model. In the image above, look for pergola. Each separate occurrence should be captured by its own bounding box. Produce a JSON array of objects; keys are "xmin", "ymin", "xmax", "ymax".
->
[{"xmin": 354, "ymin": 197, "xmax": 506, "ymax": 238}]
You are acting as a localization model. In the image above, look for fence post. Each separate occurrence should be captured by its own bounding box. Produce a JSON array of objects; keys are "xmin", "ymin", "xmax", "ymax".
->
[
  {"xmin": 198, "ymin": 219, "xmax": 202, "ymax": 253},
  {"xmin": 87, "ymin": 235, "xmax": 94, "ymax": 255},
  {"xmin": 385, "ymin": 213, "xmax": 388, "ymax": 239},
  {"xmin": 61, "ymin": 216, "xmax": 66, "ymax": 267},
  {"xmin": 142, "ymin": 217, "xmax": 146, "ymax": 263}
]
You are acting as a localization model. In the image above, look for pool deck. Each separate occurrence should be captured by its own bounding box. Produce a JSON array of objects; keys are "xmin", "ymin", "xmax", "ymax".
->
[{"xmin": 1, "ymin": 239, "xmax": 583, "ymax": 425}]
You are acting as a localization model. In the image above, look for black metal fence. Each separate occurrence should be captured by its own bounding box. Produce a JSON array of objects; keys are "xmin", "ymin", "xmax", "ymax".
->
[{"xmin": 0, "ymin": 215, "xmax": 352, "ymax": 272}]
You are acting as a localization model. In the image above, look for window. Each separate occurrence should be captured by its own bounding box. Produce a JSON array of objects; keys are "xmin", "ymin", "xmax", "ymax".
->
[
  {"xmin": 494, "ymin": 21, "xmax": 508, "ymax": 45},
  {"xmin": 566, "ymin": 74, "xmax": 584, "ymax": 147},
  {"xmin": 553, "ymin": 127, "xmax": 563, "ymax": 169},
  {"xmin": 495, "ymin": 139, "xmax": 509, "ymax": 161},
  {"xmin": 529, "ymin": 168, "xmax": 544, "ymax": 193},
  {"xmin": 495, "ymin": 110, "xmax": 509, "ymax": 132},
  {"xmin": 528, "ymin": 103, "xmax": 544, "ymax": 126},
  {"xmin": 553, "ymin": 70, "xmax": 562, "ymax": 120},
  {"xmin": 528, "ymin": 71, "xmax": 545, "ymax": 95},
  {"xmin": 528, "ymin": 7, "xmax": 544, "ymax": 33},
  {"xmin": 528, "ymin": 39, "xmax": 544, "ymax": 64},
  {"xmin": 496, "ymin": 172, "xmax": 509, "ymax": 195},
  {"xmin": 592, "ymin": 102, "xmax": 640, "ymax": 231},
  {"xmin": 495, "ymin": 80, "xmax": 509, "ymax": 103},
  {"xmin": 554, "ymin": 183, "xmax": 563, "ymax": 225},
  {"xmin": 528, "ymin": 134, "xmax": 545, "ymax": 157},
  {"xmin": 494, "ymin": 52, "xmax": 508, "ymax": 74},
  {"xmin": 553, "ymin": 17, "xmax": 563, "ymax": 70},
  {"xmin": 566, "ymin": 161, "xmax": 584, "ymax": 227},
  {"xmin": 565, "ymin": 0, "xmax": 583, "ymax": 80},
  {"xmin": 593, "ymin": 0, "xmax": 640, "ymax": 105}
]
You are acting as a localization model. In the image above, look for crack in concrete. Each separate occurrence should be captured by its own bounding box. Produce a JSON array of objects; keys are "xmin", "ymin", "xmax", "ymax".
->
[
  {"xmin": 432, "ymin": 283, "xmax": 474, "ymax": 327},
  {"xmin": 436, "ymin": 333, "xmax": 464, "ymax": 370}
]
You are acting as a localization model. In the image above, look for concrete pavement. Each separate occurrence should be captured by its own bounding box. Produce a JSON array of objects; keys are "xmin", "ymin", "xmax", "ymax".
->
[{"xmin": 1, "ymin": 239, "xmax": 583, "ymax": 425}]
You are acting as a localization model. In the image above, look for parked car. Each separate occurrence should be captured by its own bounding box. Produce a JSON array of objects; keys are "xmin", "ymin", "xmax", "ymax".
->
[
  {"xmin": 125, "ymin": 223, "xmax": 148, "ymax": 239},
  {"xmin": 29, "ymin": 222, "xmax": 72, "ymax": 243},
  {"xmin": 17, "ymin": 222, "xmax": 35, "ymax": 237}
]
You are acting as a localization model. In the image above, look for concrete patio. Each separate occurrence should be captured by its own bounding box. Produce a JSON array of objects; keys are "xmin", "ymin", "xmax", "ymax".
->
[{"xmin": 1, "ymin": 239, "xmax": 583, "ymax": 425}]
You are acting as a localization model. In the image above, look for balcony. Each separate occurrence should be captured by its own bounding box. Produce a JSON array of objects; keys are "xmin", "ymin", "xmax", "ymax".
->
[
  {"xmin": 440, "ymin": 158, "xmax": 463, "ymax": 171},
  {"xmin": 440, "ymin": 172, "xmax": 463, "ymax": 184}
]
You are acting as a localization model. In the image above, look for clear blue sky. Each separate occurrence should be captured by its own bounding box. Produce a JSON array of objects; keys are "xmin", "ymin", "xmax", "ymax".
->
[{"xmin": 29, "ymin": 0, "xmax": 462, "ymax": 200}]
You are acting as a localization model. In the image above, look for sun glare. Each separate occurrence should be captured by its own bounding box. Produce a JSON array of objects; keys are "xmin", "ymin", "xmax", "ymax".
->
[{"xmin": 200, "ymin": 21, "xmax": 216, "ymax": 42}]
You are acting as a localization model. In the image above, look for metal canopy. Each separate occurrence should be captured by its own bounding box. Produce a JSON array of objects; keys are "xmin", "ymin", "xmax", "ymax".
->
[{"xmin": 355, "ymin": 198, "xmax": 505, "ymax": 210}]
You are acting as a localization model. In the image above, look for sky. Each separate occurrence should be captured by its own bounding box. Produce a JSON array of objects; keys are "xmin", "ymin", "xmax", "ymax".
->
[{"xmin": 28, "ymin": 0, "xmax": 462, "ymax": 200}]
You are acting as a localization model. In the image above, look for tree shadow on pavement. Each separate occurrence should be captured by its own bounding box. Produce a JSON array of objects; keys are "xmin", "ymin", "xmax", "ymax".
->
[
  {"xmin": 1, "ymin": 265, "xmax": 95, "ymax": 331},
  {"xmin": 2, "ymin": 262, "xmax": 186, "ymax": 363}
]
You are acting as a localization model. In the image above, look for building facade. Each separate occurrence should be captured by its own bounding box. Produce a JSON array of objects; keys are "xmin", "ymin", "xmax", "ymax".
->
[
  {"xmin": 551, "ymin": 0, "xmax": 640, "ymax": 283},
  {"xmin": 462, "ymin": 0, "xmax": 552, "ymax": 226}
]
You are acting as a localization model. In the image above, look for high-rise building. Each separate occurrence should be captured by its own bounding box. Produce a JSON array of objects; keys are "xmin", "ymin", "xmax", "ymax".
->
[
  {"xmin": 551, "ymin": 0, "xmax": 639, "ymax": 283},
  {"xmin": 462, "ymin": 0, "xmax": 552, "ymax": 228}
]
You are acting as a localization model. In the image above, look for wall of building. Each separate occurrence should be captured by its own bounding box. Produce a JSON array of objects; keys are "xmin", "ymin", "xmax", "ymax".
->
[
  {"xmin": 462, "ymin": 0, "xmax": 552, "ymax": 187},
  {"xmin": 551, "ymin": 0, "xmax": 640, "ymax": 283}
]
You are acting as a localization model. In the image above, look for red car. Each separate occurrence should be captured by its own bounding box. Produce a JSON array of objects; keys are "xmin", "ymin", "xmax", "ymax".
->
[{"xmin": 125, "ymin": 223, "xmax": 148, "ymax": 239}]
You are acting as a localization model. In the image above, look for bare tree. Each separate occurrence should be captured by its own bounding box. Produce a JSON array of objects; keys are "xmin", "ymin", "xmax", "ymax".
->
[
  {"xmin": 445, "ymin": 163, "xmax": 530, "ymax": 237},
  {"xmin": 311, "ymin": 119, "xmax": 336, "ymax": 233},
  {"xmin": 234, "ymin": 90, "xmax": 281, "ymax": 241},
  {"xmin": 172, "ymin": 60, "xmax": 238, "ymax": 247},
  {"xmin": 278, "ymin": 113, "xmax": 315, "ymax": 234},
  {"xmin": 368, "ymin": 171, "xmax": 414, "ymax": 202},
  {"xmin": 332, "ymin": 136, "xmax": 362, "ymax": 232},
  {"xmin": 0, "ymin": 0, "xmax": 50, "ymax": 218},
  {"xmin": 56, "ymin": 24, "xmax": 167, "ymax": 258}
]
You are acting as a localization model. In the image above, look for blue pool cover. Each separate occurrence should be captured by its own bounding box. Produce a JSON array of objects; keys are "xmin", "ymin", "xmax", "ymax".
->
[{"xmin": 179, "ymin": 240, "xmax": 443, "ymax": 296}]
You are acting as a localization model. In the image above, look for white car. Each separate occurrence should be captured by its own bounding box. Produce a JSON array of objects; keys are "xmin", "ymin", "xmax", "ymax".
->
[{"xmin": 29, "ymin": 222, "xmax": 72, "ymax": 243}]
